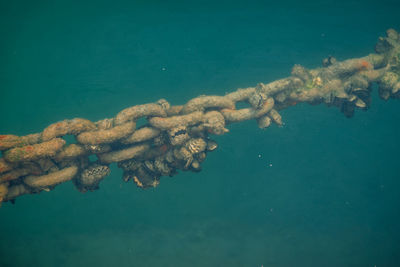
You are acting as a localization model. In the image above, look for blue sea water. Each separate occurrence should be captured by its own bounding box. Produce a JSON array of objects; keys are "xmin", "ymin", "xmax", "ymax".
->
[{"xmin": 1, "ymin": 0, "xmax": 400, "ymax": 266}]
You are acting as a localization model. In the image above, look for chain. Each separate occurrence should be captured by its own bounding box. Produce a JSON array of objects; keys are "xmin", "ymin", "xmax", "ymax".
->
[{"xmin": 1, "ymin": 29, "xmax": 399, "ymax": 204}]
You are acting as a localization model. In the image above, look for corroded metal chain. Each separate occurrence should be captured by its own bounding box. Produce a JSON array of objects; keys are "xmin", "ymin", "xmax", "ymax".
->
[{"xmin": 1, "ymin": 29, "xmax": 400, "ymax": 204}]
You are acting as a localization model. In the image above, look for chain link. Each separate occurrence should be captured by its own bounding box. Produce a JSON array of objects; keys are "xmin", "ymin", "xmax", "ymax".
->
[{"xmin": 1, "ymin": 29, "xmax": 400, "ymax": 203}]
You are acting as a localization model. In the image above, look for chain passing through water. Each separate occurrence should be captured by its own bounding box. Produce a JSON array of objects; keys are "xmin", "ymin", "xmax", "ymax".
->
[{"xmin": 1, "ymin": 29, "xmax": 400, "ymax": 204}]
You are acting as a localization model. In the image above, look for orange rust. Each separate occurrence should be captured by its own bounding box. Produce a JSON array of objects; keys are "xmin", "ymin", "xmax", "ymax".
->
[
  {"xmin": 31, "ymin": 170, "xmax": 42, "ymax": 175},
  {"xmin": 359, "ymin": 60, "xmax": 372, "ymax": 70},
  {"xmin": 159, "ymin": 144, "xmax": 168, "ymax": 153},
  {"xmin": 1, "ymin": 174, "xmax": 12, "ymax": 181},
  {"xmin": 0, "ymin": 159, "xmax": 12, "ymax": 174}
]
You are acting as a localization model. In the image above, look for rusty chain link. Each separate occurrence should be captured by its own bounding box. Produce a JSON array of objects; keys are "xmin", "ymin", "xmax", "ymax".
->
[{"xmin": 1, "ymin": 29, "xmax": 400, "ymax": 204}]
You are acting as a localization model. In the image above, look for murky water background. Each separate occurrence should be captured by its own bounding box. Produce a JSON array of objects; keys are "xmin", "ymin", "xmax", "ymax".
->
[{"xmin": 1, "ymin": 1, "xmax": 400, "ymax": 266}]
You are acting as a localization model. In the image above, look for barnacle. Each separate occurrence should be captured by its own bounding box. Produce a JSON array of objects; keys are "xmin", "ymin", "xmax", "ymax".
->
[
  {"xmin": 168, "ymin": 125, "xmax": 190, "ymax": 146},
  {"xmin": 77, "ymin": 164, "xmax": 110, "ymax": 191}
]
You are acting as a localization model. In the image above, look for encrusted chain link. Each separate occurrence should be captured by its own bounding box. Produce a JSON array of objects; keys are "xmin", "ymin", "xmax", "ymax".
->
[{"xmin": 1, "ymin": 29, "xmax": 400, "ymax": 204}]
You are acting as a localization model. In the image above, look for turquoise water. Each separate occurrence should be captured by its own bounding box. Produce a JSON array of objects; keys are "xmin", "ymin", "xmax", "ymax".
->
[{"xmin": 1, "ymin": 1, "xmax": 400, "ymax": 266}]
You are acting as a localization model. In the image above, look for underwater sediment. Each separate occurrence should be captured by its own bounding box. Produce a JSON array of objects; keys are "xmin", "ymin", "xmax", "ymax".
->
[{"xmin": 1, "ymin": 29, "xmax": 399, "ymax": 204}]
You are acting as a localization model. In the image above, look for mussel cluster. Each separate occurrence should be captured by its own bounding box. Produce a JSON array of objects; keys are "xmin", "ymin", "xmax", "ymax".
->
[
  {"xmin": 335, "ymin": 74, "xmax": 372, "ymax": 118},
  {"xmin": 118, "ymin": 133, "xmax": 218, "ymax": 188}
]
